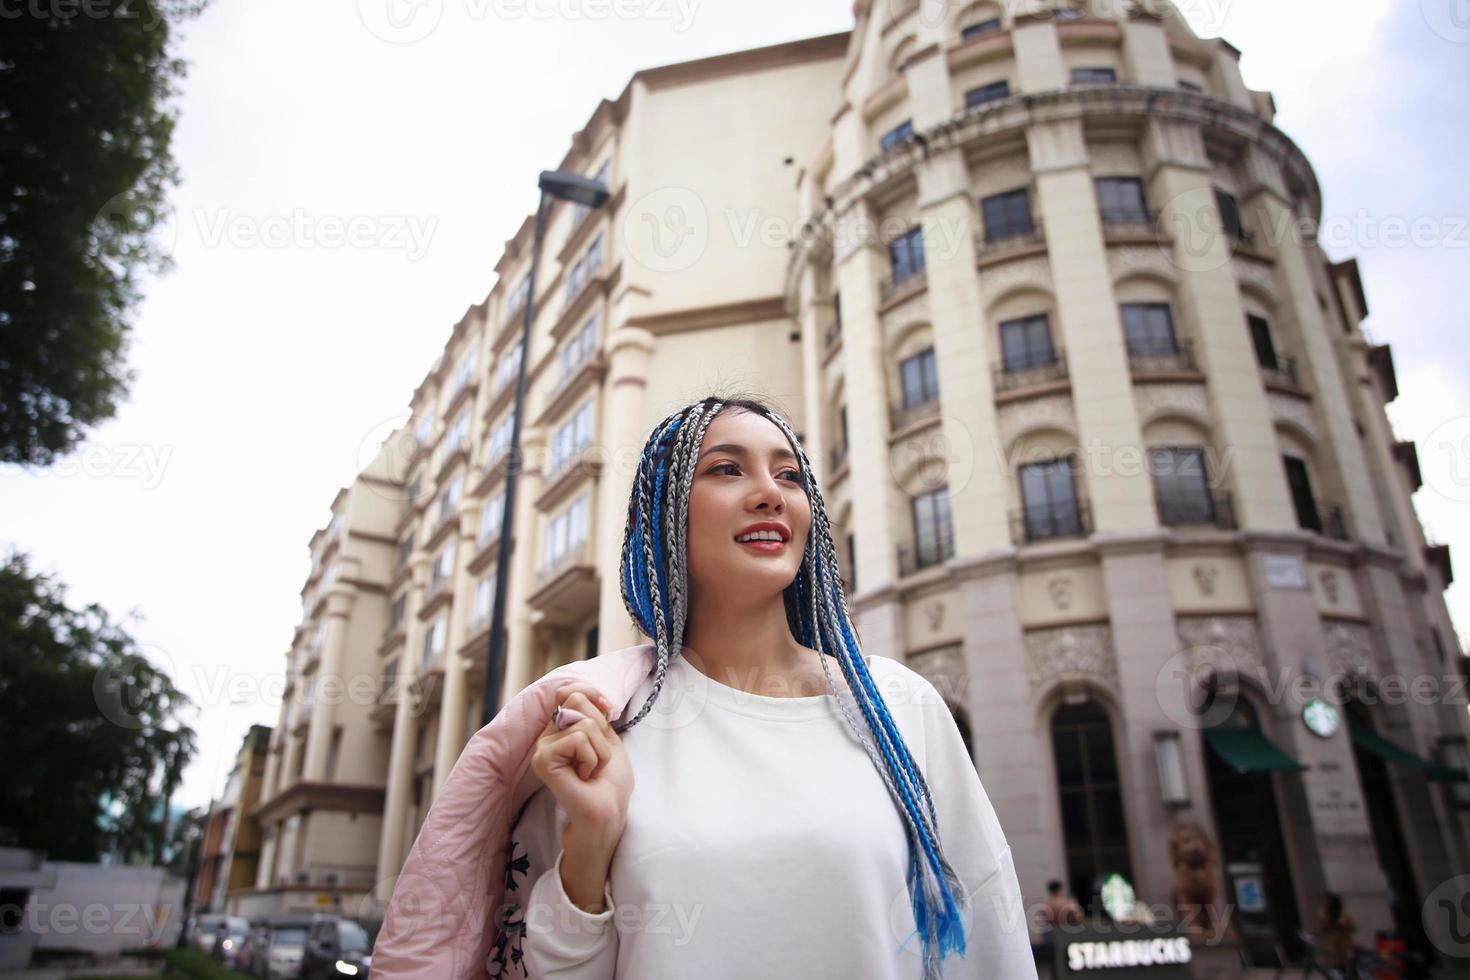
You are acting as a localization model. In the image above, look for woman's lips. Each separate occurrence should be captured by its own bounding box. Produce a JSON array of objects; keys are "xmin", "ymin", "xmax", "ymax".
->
[{"xmin": 736, "ymin": 538, "xmax": 786, "ymax": 554}]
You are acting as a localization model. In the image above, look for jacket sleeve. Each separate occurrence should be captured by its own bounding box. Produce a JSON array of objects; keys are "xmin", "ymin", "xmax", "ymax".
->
[
  {"xmin": 920, "ymin": 687, "xmax": 1039, "ymax": 979},
  {"xmin": 500, "ymin": 785, "xmax": 619, "ymax": 980}
]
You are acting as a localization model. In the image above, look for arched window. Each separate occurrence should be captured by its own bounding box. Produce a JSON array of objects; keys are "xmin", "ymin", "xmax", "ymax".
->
[{"xmin": 1051, "ymin": 700, "xmax": 1132, "ymax": 913}]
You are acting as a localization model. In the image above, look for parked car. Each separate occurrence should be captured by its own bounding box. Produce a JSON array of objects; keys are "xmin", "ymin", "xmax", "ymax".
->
[
  {"xmin": 213, "ymin": 915, "xmax": 252, "ymax": 968},
  {"xmin": 249, "ymin": 914, "xmax": 314, "ymax": 979},
  {"xmin": 188, "ymin": 914, "xmax": 225, "ymax": 955},
  {"xmin": 300, "ymin": 915, "xmax": 372, "ymax": 979}
]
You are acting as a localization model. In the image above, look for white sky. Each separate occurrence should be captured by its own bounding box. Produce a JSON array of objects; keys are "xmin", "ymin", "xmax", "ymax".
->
[{"xmin": 1, "ymin": 0, "xmax": 1465, "ymax": 811}]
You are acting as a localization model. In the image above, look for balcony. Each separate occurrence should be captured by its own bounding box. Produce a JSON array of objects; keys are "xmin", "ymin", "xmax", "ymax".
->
[
  {"xmin": 1259, "ymin": 355, "xmax": 1303, "ymax": 391},
  {"xmin": 527, "ymin": 540, "xmax": 597, "ymax": 626},
  {"xmin": 1157, "ymin": 490, "xmax": 1237, "ymax": 530},
  {"xmin": 889, "ymin": 396, "xmax": 940, "ymax": 434},
  {"xmin": 897, "ymin": 536, "xmax": 955, "ymax": 577},
  {"xmin": 829, "ymin": 441, "xmax": 850, "ymax": 476},
  {"xmin": 1300, "ymin": 501, "xmax": 1349, "ymax": 541},
  {"xmin": 993, "ymin": 352, "xmax": 1069, "ymax": 394},
  {"xmin": 1010, "ymin": 499, "xmax": 1094, "ymax": 545},
  {"xmin": 974, "ymin": 220, "xmax": 1046, "ymax": 263},
  {"xmin": 1127, "ymin": 339, "xmax": 1198, "ymax": 376},
  {"xmin": 1099, "ymin": 208, "xmax": 1167, "ymax": 243},
  {"xmin": 879, "ymin": 268, "xmax": 926, "ymax": 306}
]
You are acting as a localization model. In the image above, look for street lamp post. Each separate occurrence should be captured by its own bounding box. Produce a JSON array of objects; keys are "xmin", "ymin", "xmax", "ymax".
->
[{"xmin": 481, "ymin": 170, "xmax": 609, "ymax": 727}]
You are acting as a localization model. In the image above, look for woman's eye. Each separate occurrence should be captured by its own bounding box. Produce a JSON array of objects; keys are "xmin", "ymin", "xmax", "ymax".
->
[{"xmin": 780, "ymin": 469, "xmax": 803, "ymax": 483}]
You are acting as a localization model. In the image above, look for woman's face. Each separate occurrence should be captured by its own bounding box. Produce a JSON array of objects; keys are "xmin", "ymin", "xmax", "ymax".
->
[{"xmin": 685, "ymin": 408, "xmax": 813, "ymax": 605}]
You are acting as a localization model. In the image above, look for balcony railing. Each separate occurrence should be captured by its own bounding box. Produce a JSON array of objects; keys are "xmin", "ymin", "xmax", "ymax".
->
[
  {"xmin": 993, "ymin": 351, "xmax": 1069, "ymax": 393},
  {"xmin": 975, "ymin": 219, "xmax": 1045, "ymax": 259},
  {"xmin": 897, "ymin": 535, "xmax": 955, "ymax": 577},
  {"xmin": 1010, "ymin": 499, "xmax": 1094, "ymax": 545},
  {"xmin": 1127, "ymin": 339, "xmax": 1196, "ymax": 375},
  {"xmin": 1259, "ymin": 355, "xmax": 1301, "ymax": 389},
  {"xmin": 1157, "ymin": 489, "xmax": 1237, "ymax": 530},
  {"xmin": 879, "ymin": 268, "xmax": 927, "ymax": 304},
  {"xmin": 1301, "ymin": 501, "xmax": 1349, "ymax": 541},
  {"xmin": 889, "ymin": 396, "xmax": 940, "ymax": 432},
  {"xmin": 1100, "ymin": 208, "xmax": 1166, "ymax": 240}
]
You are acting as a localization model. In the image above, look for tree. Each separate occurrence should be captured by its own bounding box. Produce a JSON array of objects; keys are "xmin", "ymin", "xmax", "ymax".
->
[
  {"xmin": 0, "ymin": 548, "xmax": 197, "ymax": 862},
  {"xmin": 0, "ymin": 0, "xmax": 207, "ymax": 466}
]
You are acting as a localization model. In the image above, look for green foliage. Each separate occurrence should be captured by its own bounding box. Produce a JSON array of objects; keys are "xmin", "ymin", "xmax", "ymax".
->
[
  {"xmin": 0, "ymin": 548, "xmax": 197, "ymax": 861},
  {"xmin": 0, "ymin": 0, "xmax": 208, "ymax": 465},
  {"xmin": 164, "ymin": 948, "xmax": 254, "ymax": 979}
]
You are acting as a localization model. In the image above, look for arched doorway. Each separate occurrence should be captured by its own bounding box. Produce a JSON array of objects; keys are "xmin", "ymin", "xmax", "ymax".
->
[
  {"xmin": 1050, "ymin": 698, "xmax": 1133, "ymax": 915},
  {"xmin": 1343, "ymin": 699, "xmax": 1435, "ymax": 965},
  {"xmin": 1201, "ymin": 693, "xmax": 1304, "ymax": 965}
]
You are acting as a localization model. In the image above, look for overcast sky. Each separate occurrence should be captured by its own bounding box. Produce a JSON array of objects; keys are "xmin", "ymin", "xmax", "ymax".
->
[{"xmin": 1, "ymin": 0, "xmax": 1465, "ymax": 811}]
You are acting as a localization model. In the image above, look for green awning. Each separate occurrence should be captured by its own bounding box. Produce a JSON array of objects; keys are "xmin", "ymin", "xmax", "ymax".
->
[
  {"xmin": 1350, "ymin": 726, "xmax": 1468, "ymax": 782},
  {"xmin": 1204, "ymin": 727, "xmax": 1308, "ymax": 774}
]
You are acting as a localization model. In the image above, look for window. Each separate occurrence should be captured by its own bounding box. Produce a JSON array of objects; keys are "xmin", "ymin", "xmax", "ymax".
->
[
  {"xmin": 560, "ymin": 313, "xmax": 599, "ymax": 381},
  {"xmin": 1179, "ymin": 80, "xmax": 1203, "ymax": 93},
  {"xmin": 550, "ymin": 401, "xmax": 595, "ymax": 475},
  {"xmin": 839, "ymin": 405, "xmax": 850, "ymax": 453},
  {"xmin": 1283, "ymin": 455, "xmax": 1321, "ymax": 533},
  {"xmin": 325, "ymin": 727, "xmax": 342, "ymax": 781},
  {"xmin": 1214, "ymin": 188, "xmax": 1250, "ymax": 244},
  {"xmin": 980, "ymin": 188, "xmax": 1034, "ymax": 242},
  {"xmin": 565, "ymin": 235, "xmax": 605, "ymax": 302},
  {"xmin": 999, "ymin": 314, "xmax": 1056, "ymax": 371},
  {"xmin": 961, "ymin": 17, "xmax": 1002, "ymax": 40},
  {"xmin": 899, "ymin": 348, "xmax": 940, "ymax": 409},
  {"xmin": 494, "ymin": 341, "xmax": 523, "ymax": 394},
  {"xmin": 1121, "ymin": 303, "xmax": 1179, "ymax": 356},
  {"xmin": 486, "ymin": 411, "xmax": 516, "ymax": 465},
  {"xmin": 430, "ymin": 542, "xmax": 455, "ymax": 593},
  {"xmin": 1149, "ymin": 447, "xmax": 1216, "ymax": 525},
  {"xmin": 437, "ymin": 475, "xmax": 462, "ymax": 525},
  {"xmin": 1054, "ymin": 6, "xmax": 1083, "ymax": 20},
  {"xmin": 443, "ymin": 410, "xmax": 469, "ymax": 459},
  {"xmin": 471, "ymin": 574, "xmax": 496, "ymax": 630},
  {"xmin": 405, "ymin": 473, "xmax": 421, "ymax": 505},
  {"xmin": 542, "ymin": 495, "xmax": 590, "ymax": 571},
  {"xmin": 911, "ymin": 487, "xmax": 955, "ymax": 569},
  {"xmin": 505, "ymin": 273, "xmax": 531, "ymax": 319},
  {"xmin": 479, "ymin": 491, "xmax": 505, "ymax": 543},
  {"xmin": 845, "ymin": 531, "xmax": 857, "ymax": 593},
  {"xmin": 1019, "ymin": 458, "xmax": 1082, "ymax": 540},
  {"xmin": 1095, "ymin": 177, "xmax": 1149, "ymax": 225},
  {"xmin": 1052, "ymin": 701, "xmax": 1133, "ymax": 914},
  {"xmin": 452, "ymin": 350, "xmax": 477, "ymax": 393},
  {"xmin": 571, "ymin": 161, "xmax": 610, "ymax": 225},
  {"xmin": 1247, "ymin": 314, "xmax": 1279, "ymax": 370},
  {"xmin": 396, "ymin": 534, "xmax": 414, "ymax": 569},
  {"xmin": 880, "ymin": 119, "xmax": 914, "ymax": 152},
  {"xmin": 422, "ymin": 615, "xmax": 446, "ymax": 662},
  {"xmin": 1070, "ymin": 67, "xmax": 1117, "ymax": 84},
  {"xmin": 965, "ymin": 80, "xmax": 1010, "ymax": 109},
  {"xmin": 389, "ymin": 594, "xmax": 406, "ymax": 632},
  {"xmin": 888, "ymin": 226, "xmax": 926, "ymax": 284}
]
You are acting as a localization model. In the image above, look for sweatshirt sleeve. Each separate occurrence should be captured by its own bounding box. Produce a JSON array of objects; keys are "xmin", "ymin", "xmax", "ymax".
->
[
  {"xmin": 919, "ymin": 684, "xmax": 1039, "ymax": 979},
  {"xmin": 502, "ymin": 785, "xmax": 619, "ymax": 980}
]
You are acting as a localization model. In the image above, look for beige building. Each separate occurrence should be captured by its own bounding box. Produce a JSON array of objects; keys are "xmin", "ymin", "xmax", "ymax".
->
[{"xmin": 245, "ymin": 2, "xmax": 1469, "ymax": 972}]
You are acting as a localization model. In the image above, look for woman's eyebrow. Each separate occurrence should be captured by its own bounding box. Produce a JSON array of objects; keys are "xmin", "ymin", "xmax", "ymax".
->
[{"xmin": 699, "ymin": 443, "xmax": 798, "ymax": 462}]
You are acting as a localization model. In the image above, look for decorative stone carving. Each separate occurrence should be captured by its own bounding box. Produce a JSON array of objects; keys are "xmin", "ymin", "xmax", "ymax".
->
[
  {"xmin": 1047, "ymin": 576, "xmax": 1073, "ymax": 610},
  {"xmin": 1319, "ymin": 570, "xmax": 1340, "ymax": 604},
  {"xmin": 978, "ymin": 255, "xmax": 1051, "ymax": 293},
  {"xmin": 997, "ymin": 394, "xmax": 1077, "ymax": 449},
  {"xmin": 1176, "ymin": 615, "xmax": 1263, "ymax": 675},
  {"xmin": 1133, "ymin": 383, "xmax": 1210, "ymax": 426},
  {"xmin": 1267, "ymin": 390, "xmax": 1317, "ymax": 438},
  {"xmin": 924, "ymin": 600, "xmax": 945, "ymax": 632},
  {"xmin": 1233, "ymin": 256, "xmax": 1278, "ymax": 298},
  {"xmin": 1192, "ymin": 563, "xmax": 1218, "ymax": 596},
  {"xmin": 906, "ymin": 643, "xmax": 966, "ymax": 706},
  {"xmin": 1108, "ymin": 244, "xmax": 1175, "ymax": 281},
  {"xmin": 1025, "ymin": 624, "xmax": 1119, "ymax": 689},
  {"xmin": 1324, "ymin": 621, "xmax": 1375, "ymax": 678}
]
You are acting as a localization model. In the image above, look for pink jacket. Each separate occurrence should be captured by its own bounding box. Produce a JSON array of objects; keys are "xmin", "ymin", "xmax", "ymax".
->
[{"xmin": 371, "ymin": 643, "xmax": 656, "ymax": 979}]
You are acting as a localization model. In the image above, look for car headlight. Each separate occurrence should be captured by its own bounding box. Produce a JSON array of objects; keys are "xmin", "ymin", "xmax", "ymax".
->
[
  {"xmin": 334, "ymin": 960, "xmax": 360, "ymax": 976},
  {"xmin": 222, "ymin": 939, "xmax": 234, "ymax": 951}
]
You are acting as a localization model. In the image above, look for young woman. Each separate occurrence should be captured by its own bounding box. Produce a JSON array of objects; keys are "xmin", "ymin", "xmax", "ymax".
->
[{"xmin": 496, "ymin": 394, "xmax": 1036, "ymax": 979}]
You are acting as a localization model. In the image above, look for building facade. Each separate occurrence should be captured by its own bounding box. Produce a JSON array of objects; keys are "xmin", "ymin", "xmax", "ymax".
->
[{"xmin": 246, "ymin": 2, "xmax": 1469, "ymax": 971}]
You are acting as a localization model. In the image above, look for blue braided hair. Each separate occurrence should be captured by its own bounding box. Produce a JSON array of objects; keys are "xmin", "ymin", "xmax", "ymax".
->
[{"xmin": 614, "ymin": 394, "xmax": 971, "ymax": 979}]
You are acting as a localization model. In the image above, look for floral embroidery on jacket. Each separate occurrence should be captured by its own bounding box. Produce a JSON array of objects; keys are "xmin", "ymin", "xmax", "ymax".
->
[{"xmin": 488, "ymin": 838, "xmax": 530, "ymax": 979}]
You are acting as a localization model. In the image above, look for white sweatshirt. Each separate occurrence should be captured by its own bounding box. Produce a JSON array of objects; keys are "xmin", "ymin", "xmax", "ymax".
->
[{"xmin": 497, "ymin": 653, "xmax": 1038, "ymax": 979}]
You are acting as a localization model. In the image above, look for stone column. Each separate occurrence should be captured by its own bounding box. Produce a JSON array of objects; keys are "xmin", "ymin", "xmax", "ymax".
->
[
  {"xmin": 1121, "ymin": 12, "xmax": 1175, "ymax": 87},
  {"xmin": 302, "ymin": 587, "xmax": 356, "ymax": 781},
  {"xmin": 374, "ymin": 557, "xmax": 429, "ymax": 903},
  {"xmin": 1011, "ymin": 16, "xmax": 1065, "ymax": 93},
  {"xmin": 504, "ymin": 423, "xmax": 548, "ymax": 697},
  {"xmin": 1146, "ymin": 119, "xmax": 1297, "ymax": 530},
  {"xmin": 431, "ymin": 506, "xmax": 474, "ymax": 800},
  {"xmin": 595, "ymin": 327, "xmax": 655, "ymax": 655},
  {"xmin": 1029, "ymin": 117, "xmax": 1155, "ymax": 531}
]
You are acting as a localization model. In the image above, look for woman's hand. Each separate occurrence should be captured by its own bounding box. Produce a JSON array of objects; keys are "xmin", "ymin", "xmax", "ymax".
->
[{"xmin": 531, "ymin": 683, "xmax": 634, "ymax": 848}]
